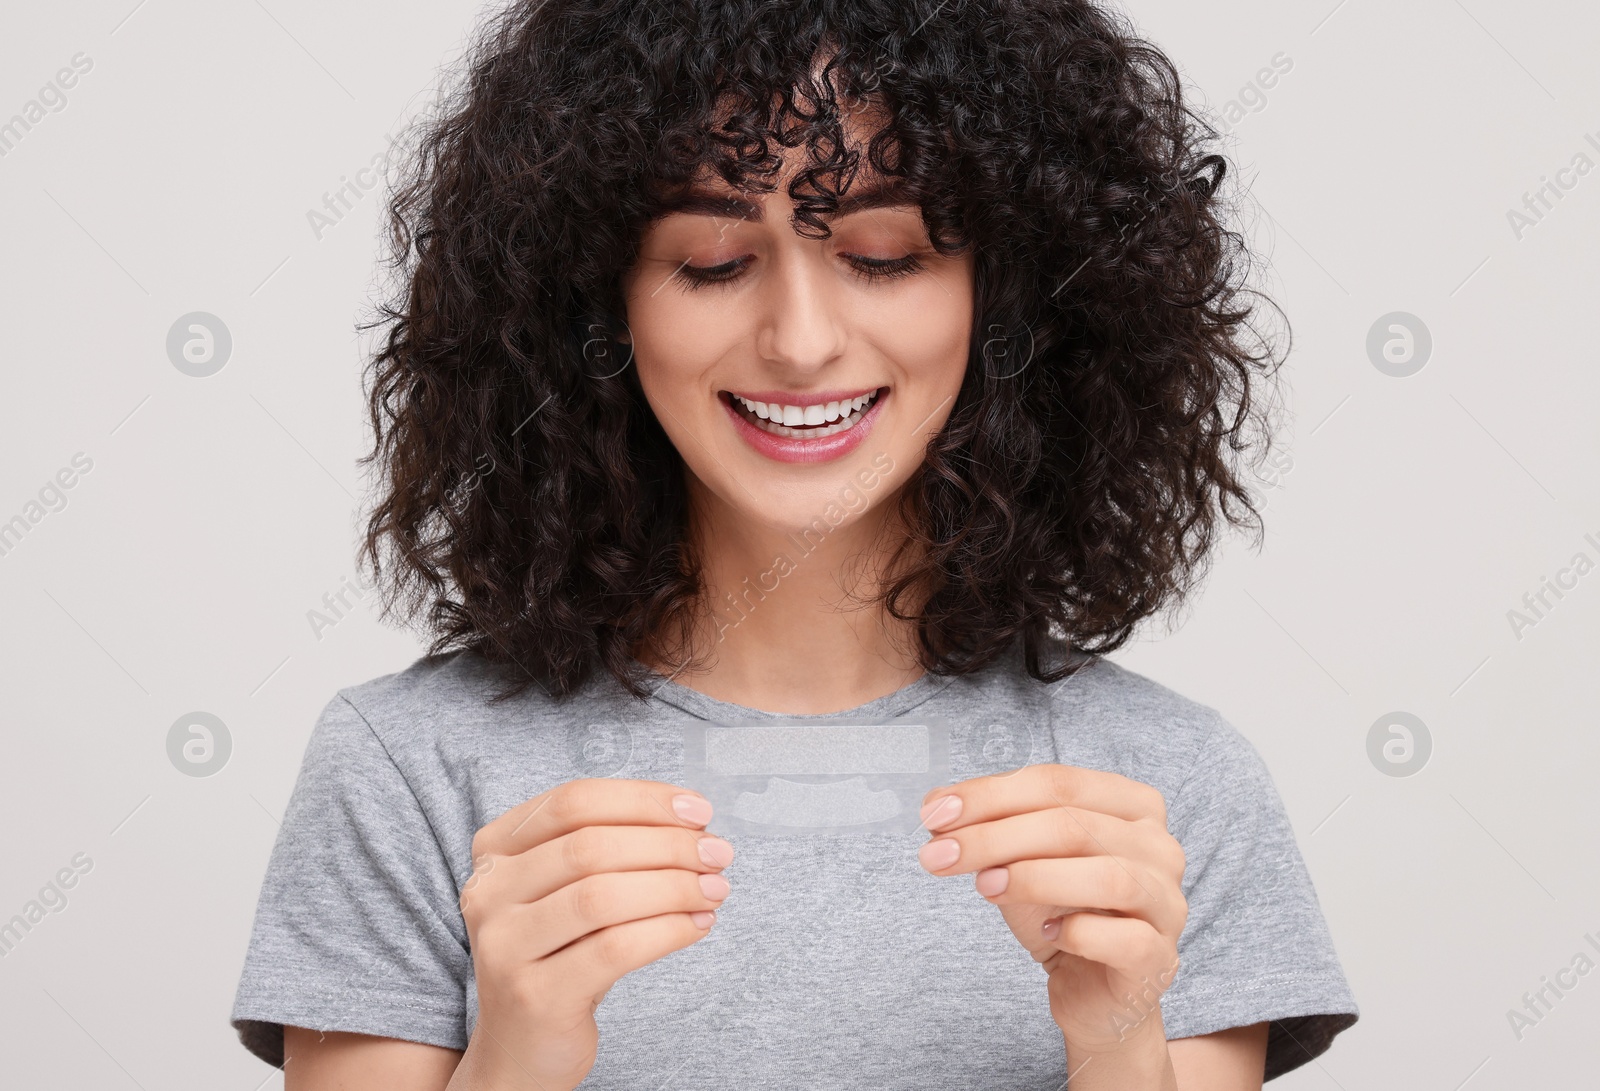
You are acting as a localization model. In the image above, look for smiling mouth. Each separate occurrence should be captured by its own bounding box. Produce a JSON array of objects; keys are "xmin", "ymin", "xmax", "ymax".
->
[{"xmin": 721, "ymin": 389, "xmax": 887, "ymax": 439}]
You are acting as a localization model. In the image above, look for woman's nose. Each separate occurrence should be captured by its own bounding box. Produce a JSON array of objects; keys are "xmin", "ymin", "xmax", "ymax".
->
[{"xmin": 753, "ymin": 250, "xmax": 848, "ymax": 376}]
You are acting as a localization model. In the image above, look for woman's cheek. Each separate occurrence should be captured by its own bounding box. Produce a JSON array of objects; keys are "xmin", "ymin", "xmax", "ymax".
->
[
  {"xmin": 629, "ymin": 299, "xmax": 734, "ymax": 393},
  {"xmin": 887, "ymin": 296, "xmax": 971, "ymax": 395}
]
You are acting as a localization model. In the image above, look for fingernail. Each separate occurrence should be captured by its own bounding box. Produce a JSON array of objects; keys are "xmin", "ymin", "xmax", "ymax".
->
[
  {"xmin": 920, "ymin": 794, "xmax": 962, "ymax": 829},
  {"xmin": 698, "ymin": 872, "xmax": 730, "ymax": 900},
  {"xmin": 690, "ymin": 910, "xmax": 716, "ymax": 929},
  {"xmin": 673, "ymin": 793, "xmax": 713, "ymax": 825},
  {"xmin": 975, "ymin": 867, "xmax": 1009, "ymax": 896},
  {"xmin": 697, "ymin": 835, "xmax": 733, "ymax": 867},
  {"xmin": 1041, "ymin": 917, "xmax": 1061, "ymax": 941},
  {"xmin": 919, "ymin": 837, "xmax": 960, "ymax": 870}
]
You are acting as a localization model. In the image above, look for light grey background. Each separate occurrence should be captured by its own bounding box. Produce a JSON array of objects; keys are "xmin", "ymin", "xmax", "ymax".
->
[{"xmin": 2, "ymin": 0, "xmax": 1596, "ymax": 1086}]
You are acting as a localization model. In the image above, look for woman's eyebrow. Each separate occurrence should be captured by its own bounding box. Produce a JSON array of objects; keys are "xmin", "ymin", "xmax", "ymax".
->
[
  {"xmin": 654, "ymin": 190, "xmax": 765, "ymax": 222},
  {"xmin": 651, "ymin": 181, "xmax": 914, "ymax": 224},
  {"xmin": 831, "ymin": 183, "xmax": 916, "ymax": 217}
]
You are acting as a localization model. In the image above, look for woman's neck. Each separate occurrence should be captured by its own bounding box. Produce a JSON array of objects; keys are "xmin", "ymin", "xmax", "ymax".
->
[{"xmin": 641, "ymin": 479, "xmax": 927, "ymax": 715}]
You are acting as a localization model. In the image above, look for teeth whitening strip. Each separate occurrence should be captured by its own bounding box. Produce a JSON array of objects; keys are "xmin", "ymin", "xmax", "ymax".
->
[{"xmin": 680, "ymin": 719, "xmax": 952, "ymax": 837}]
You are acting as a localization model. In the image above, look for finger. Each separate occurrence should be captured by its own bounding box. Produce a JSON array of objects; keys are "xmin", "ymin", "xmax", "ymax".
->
[
  {"xmin": 463, "ymin": 824, "xmax": 734, "ymax": 909},
  {"xmin": 477, "ymin": 779, "xmax": 713, "ymax": 857},
  {"xmin": 919, "ymin": 764, "xmax": 1166, "ymax": 831},
  {"xmin": 521, "ymin": 868, "xmax": 730, "ymax": 960},
  {"xmin": 1042, "ymin": 910, "xmax": 1179, "ymax": 983},
  {"xmin": 976, "ymin": 855, "xmax": 1185, "ymax": 936},
  {"xmin": 916, "ymin": 804, "xmax": 1151, "ymax": 876},
  {"xmin": 546, "ymin": 908, "xmax": 718, "ymax": 1000}
]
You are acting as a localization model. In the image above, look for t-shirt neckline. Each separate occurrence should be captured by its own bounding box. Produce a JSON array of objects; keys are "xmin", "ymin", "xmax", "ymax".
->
[{"xmin": 629, "ymin": 656, "xmax": 956, "ymax": 724}]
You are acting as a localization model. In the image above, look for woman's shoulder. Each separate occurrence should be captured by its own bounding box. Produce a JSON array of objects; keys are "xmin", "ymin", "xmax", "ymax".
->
[
  {"xmin": 319, "ymin": 647, "xmax": 623, "ymax": 757},
  {"xmin": 333, "ymin": 646, "xmax": 510, "ymax": 707},
  {"xmin": 1049, "ymin": 654, "xmax": 1224, "ymax": 728},
  {"xmin": 1007, "ymin": 634, "xmax": 1225, "ymax": 725},
  {"xmin": 1003, "ymin": 637, "xmax": 1267, "ymax": 811}
]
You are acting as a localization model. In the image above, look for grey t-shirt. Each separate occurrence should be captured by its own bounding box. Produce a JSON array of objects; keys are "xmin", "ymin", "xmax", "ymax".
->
[{"xmin": 231, "ymin": 641, "xmax": 1357, "ymax": 1085}]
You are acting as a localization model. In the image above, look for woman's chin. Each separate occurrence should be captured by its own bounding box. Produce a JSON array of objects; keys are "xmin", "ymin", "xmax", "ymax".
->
[{"xmin": 719, "ymin": 479, "xmax": 904, "ymax": 552}]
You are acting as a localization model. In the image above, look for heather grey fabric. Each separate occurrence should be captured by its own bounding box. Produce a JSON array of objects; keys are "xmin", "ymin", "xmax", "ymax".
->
[{"xmin": 231, "ymin": 641, "xmax": 1357, "ymax": 1085}]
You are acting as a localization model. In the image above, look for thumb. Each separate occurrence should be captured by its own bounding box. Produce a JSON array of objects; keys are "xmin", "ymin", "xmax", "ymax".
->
[{"xmin": 996, "ymin": 901, "xmax": 1059, "ymax": 964}]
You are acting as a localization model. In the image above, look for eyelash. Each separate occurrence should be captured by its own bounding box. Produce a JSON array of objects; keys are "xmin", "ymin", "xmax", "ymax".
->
[{"xmin": 674, "ymin": 253, "xmax": 924, "ymax": 291}]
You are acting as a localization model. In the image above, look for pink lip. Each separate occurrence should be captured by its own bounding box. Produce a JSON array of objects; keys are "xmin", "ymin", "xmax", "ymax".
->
[
  {"xmin": 727, "ymin": 388, "xmax": 881, "ymax": 408},
  {"xmin": 721, "ymin": 388, "xmax": 889, "ymax": 464}
]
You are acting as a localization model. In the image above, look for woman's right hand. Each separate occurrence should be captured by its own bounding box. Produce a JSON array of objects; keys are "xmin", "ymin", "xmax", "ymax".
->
[{"xmin": 447, "ymin": 778, "xmax": 732, "ymax": 1091}]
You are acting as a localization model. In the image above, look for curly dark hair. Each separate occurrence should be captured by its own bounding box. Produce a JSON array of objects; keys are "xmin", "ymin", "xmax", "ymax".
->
[{"xmin": 357, "ymin": 0, "xmax": 1284, "ymax": 703}]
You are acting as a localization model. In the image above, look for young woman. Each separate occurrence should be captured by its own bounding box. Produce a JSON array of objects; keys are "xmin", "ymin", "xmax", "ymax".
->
[{"xmin": 231, "ymin": 1, "xmax": 1358, "ymax": 1087}]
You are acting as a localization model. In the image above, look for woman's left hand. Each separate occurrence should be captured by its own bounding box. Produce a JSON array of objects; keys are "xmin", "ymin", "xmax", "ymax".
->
[{"xmin": 917, "ymin": 764, "xmax": 1188, "ymax": 1054}]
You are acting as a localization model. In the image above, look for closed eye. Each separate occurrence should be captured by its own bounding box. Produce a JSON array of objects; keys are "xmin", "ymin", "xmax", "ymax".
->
[
  {"xmin": 673, "ymin": 252, "xmax": 925, "ymax": 291},
  {"xmin": 848, "ymin": 254, "xmax": 923, "ymax": 283}
]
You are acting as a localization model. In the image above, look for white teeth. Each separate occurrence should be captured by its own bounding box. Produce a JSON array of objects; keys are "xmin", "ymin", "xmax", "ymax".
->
[{"xmin": 730, "ymin": 390, "xmax": 882, "ymax": 439}]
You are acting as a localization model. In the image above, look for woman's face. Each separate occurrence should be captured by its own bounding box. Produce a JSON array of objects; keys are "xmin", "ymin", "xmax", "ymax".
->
[{"xmin": 620, "ymin": 142, "xmax": 975, "ymax": 541}]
